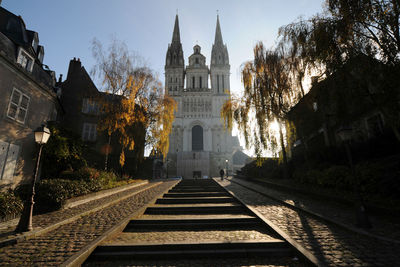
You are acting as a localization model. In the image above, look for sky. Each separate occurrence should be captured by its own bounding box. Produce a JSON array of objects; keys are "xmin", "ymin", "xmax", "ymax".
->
[{"xmin": 2, "ymin": 0, "xmax": 326, "ymax": 155}]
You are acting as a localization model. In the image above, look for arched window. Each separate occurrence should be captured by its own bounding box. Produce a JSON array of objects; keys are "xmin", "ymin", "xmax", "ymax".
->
[
  {"xmin": 192, "ymin": 76, "xmax": 195, "ymax": 88},
  {"xmin": 217, "ymin": 75, "xmax": 220, "ymax": 92},
  {"xmin": 199, "ymin": 76, "xmax": 202, "ymax": 88},
  {"xmin": 192, "ymin": 125, "xmax": 203, "ymax": 151}
]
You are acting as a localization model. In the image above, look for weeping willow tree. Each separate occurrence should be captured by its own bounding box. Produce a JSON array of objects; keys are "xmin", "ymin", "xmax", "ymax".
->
[
  {"xmin": 222, "ymin": 42, "xmax": 300, "ymax": 175},
  {"xmin": 92, "ymin": 38, "xmax": 176, "ymax": 169},
  {"xmin": 279, "ymin": 0, "xmax": 400, "ymax": 141}
]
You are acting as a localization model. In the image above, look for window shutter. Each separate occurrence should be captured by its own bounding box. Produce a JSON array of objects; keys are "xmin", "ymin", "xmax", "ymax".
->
[
  {"xmin": 2, "ymin": 143, "xmax": 19, "ymax": 180},
  {"xmin": 0, "ymin": 140, "xmax": 9, "ymax": 180}
]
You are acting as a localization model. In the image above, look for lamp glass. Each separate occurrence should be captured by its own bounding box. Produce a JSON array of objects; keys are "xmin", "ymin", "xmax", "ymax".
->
[{"xmin": 34, "ymin": 126, "xmax": 51, "ymax": 144}]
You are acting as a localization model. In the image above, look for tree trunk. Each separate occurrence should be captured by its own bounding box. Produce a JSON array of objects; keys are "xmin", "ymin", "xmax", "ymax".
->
[
  {"xmin": 279, "ymin": 122, "xmax": 290, "ymax": 178},
  {"xmin": 104, "ymin": 134, "xmax": 111, "ymax": 171}
]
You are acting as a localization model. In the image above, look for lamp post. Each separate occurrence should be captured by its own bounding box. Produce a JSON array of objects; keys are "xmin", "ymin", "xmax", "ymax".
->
[
  {"xmin": 16, "ymin": 126, "xmax": 50, "ymax": 232},
  {"xmin": 166, "ymin": 159, "xmax": 170, "ymax": 179},
  {"xmin": 336, "ymin": 126, "xmax": 371, "ymax": 229},
  {"xmin": 225, "ymin": 159, "xmax": 229, "ymax": 179}
]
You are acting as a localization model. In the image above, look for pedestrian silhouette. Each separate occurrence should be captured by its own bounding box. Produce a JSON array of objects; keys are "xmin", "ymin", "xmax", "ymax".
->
[{"xmin": 219, "ymin": 169, "xmax": 224, "ymax": 181}]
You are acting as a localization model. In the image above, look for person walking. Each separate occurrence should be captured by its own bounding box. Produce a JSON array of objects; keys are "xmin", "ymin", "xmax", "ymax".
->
[{"xmin": 219, "ymin": 169, "xmax": 225, "ymax": 181}]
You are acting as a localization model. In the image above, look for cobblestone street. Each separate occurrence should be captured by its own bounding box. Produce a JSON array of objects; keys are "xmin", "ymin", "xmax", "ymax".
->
[
  {"xmin": 231, "ymin": 177, "xmax": 400, "ymax": 241},
  {"xmin": 219, "ymin": 179, "xmax": 400, "ymax": 266},
  {"xmin": 0, "ymin": 180, "xmax": 177, "ymax": 266},
  {"xmin": 0, "ymin": 182, "xmax": 150, "ymax": 241}
]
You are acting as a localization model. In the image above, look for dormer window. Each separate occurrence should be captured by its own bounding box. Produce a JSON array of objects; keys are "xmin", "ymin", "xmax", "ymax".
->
[
  {"xmin": 38, "ymin": 46, "xmax": 44, "ymax": 64},
  {"xmin": 17, "ymin": 48, "xmax": 34, "ymax": 72},
  {"xmin": 32, "ymin": 36, "xmax": 39, "ymax": 53}
]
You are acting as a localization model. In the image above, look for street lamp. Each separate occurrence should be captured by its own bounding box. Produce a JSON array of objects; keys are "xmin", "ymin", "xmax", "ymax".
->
[
  {"xmin": 166, "ymin": 159, "xmax": 170, "ymax": 179},
  {"xmin": 225, "ymin": 159, "xmax": 229, "ymax": 178},
  {"xmin": 336, "ymin": 126, "xmax": 371, "ymax": 229},
  {"xmin": 16, "ymin": 125, "xmax": 50, "ymax": 232}
]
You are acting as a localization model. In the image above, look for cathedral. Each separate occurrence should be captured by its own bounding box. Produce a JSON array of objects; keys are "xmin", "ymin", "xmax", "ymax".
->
[{"xmin": 165, "ymin": 14, "xmax": 245, "ymax": 179}]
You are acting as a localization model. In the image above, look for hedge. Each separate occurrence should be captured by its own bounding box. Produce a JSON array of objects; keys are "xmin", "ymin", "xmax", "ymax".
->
[
  {"xmin": 0, "ymin": 190, "xmax": 23, "ymax": 221},
  {"xmin": 14, "ymin": 167, "xmax": 135, "ymax": 213}
]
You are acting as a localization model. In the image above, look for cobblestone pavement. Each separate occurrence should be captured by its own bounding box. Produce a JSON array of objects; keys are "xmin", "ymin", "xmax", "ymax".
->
[
  {"xmin": 0, "ymin": 180, "xmax": 177, "ymax": 266},
  {"xmin": 234, "ymin": 177, "xmax": 400, "ymax": 241},
  {"xmin": 219, "ymin": 179, "xmax": 400, "ymax": 266},
  {"xmin": 0, "ymin": 181, "xmax": 150, "ymax": 241}
]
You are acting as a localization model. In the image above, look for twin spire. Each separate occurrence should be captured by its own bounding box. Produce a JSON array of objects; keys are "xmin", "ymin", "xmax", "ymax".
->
[
  {"xmin": 214, "ymin": 15, "xmax": 224, "ymax": 45},
  {"xmin": 172, "ymin": 14, "xmax": 180, "ymax": 44},
  {"xmin": 171, "ymin": 14, "xmax": 224, "ymax": 46}
]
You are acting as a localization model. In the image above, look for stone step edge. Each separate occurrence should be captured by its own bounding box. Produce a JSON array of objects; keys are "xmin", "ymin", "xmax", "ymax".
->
[
  {"xmin": 229, "ymin": 177, "xmax": 400, "ymax": 245},
  {"xmin": 63, "ymin": 180, "xmax": 148, "ymax": 209},
  {"xmin": 90, "ymin": 248, "xmax": 292, "ymax": 260},
  {"xmin": 95, "ymin": 240, "xmax": 287, "ymax": 251},
  {"xmin": 100, "ymin": 239, "xmax": 284, "ymax": 247},
  {"xmin": 60, "ymin": 179, "xmax": 180, "ymax": 267},
  {"xmin": 0, "ymin": 181, "xmax": 164, "ymax": 249},
  {"xmin": 127, "ymin": 217, "xmax": 258, "ymax": 224}
]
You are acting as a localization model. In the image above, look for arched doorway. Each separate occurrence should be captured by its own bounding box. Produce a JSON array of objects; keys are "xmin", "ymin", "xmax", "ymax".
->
[{"xmin": 192, "ymin": 125, "xmax": 203, "ymax": 151}]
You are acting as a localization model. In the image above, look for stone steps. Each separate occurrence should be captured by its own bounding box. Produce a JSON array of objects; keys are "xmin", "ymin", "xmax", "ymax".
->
[
  {"xmin": 88, "ymin": 240, "xmax": 292, "ymax": 260},
  {"xmin": 84, "ymin": 179, "xmax": 296, "ymax": 265},
  {"xmin": 124, "ymin": 217, "xmax": 261, "ymax": 231},
  {"xmin": 156, "ymin": 197, "xmax": 236, "ymax": 204}
]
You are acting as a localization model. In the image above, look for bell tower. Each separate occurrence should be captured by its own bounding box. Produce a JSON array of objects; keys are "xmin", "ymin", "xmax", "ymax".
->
[
  {"xmin": 165, "ymin": 14, "xmax": 185, "ymax": 96},
  {"xmin": 210, "ymin": 15, "xmax": 230, "ymax": 95}
]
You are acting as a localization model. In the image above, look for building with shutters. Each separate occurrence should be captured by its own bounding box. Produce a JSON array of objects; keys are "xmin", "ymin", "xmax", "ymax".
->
[
  {"xmin": 0, "ymin": 6, "xmax": 60, "ymax": 188},
  {"xmin": 165, "ymin": 15, "xmax": 248, "ymax": 178}
]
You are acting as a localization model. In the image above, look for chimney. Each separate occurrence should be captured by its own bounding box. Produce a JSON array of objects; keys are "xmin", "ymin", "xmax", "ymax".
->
[{"xmin": 66, "ymin": 57, "xmax": 81, "ymax": 80}]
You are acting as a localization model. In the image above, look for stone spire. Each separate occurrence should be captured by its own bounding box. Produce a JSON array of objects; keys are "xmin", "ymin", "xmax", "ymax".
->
[
  {"xmin": 211, "ymin": 15, "xmax": 229, "ymax": 66},
  {"xmin": 165, "ymin": 14, "xmax": 185, "ymax": 95},
  {"xmin": 214, "ymin": 15, "xmax": 223, "ymax": 45},
  {"xmin": 210, "ymin": 14, "xmax": 230, "ymax": 94},
  {"xmin": 172, "ymin": 14, "xmax": 181, "ymax": 44}
]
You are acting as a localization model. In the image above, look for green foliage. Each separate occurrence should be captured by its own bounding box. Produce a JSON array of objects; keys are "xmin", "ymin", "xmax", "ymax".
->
[
  {"xmin": 14, "ymin": 167, "xmax": 123, "ymax": 213},
  {"xmin": 41, "ymin": 122, "xmax": 87, "ymax": 178},
  {"xmin": 0, "ymin": 190, "xmax": 23, "ymax": 220},
  {"xmin": 242, "ymin": 158, "xmax": 283, "ymax": 179}
]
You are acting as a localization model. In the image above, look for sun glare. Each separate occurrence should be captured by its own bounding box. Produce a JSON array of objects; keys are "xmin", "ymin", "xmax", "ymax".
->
[{"xmin": 270, "ymin": 120, "xmax": 280, "ymax": 133}]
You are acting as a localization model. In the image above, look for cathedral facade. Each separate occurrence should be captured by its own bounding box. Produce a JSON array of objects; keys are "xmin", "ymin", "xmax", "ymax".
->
[{"xmin": 165, "ymin": 15, "xmax": 242, "ymax": 179}]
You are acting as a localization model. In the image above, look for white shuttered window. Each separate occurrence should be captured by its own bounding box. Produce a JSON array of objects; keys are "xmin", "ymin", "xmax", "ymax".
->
[{"xmin": 7, "ymin": 88, "xmax": 30, "ymax": 124}]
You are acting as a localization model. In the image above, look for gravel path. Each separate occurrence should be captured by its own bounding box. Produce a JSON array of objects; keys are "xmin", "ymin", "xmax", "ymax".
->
[
  {"xmin": 219, "ymin": 179, "xmax": 400, "ymax": 267},
  {"xmin": 0, "ymin": 180, "xmax": 177, "ymax": 266}
]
